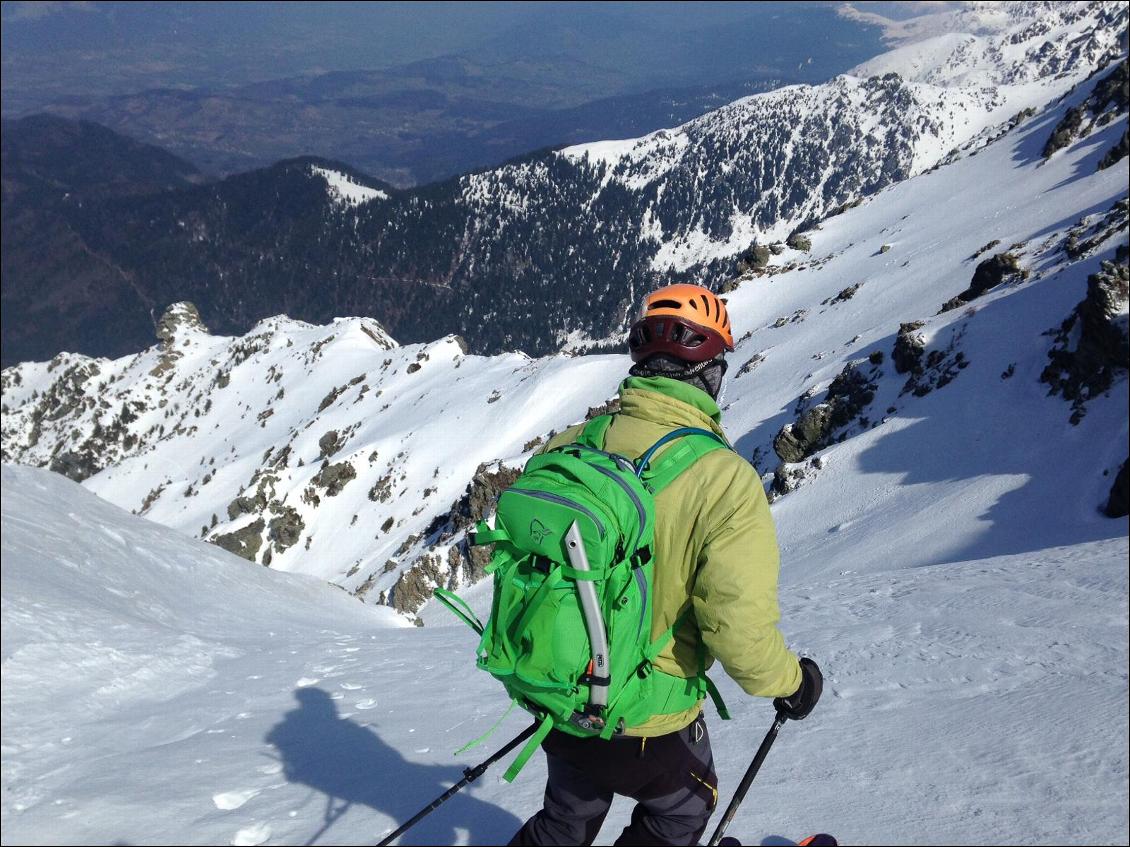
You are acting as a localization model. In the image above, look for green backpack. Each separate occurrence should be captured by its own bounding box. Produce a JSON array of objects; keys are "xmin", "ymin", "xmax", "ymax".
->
[{"xmin": 436, "ymin": 414, "xmax": 732, "ymax": 781}]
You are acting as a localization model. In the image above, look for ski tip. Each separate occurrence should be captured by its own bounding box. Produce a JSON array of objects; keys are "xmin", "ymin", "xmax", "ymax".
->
[{"xmin": 798, "ymin": 835, "xmax": 838, "ymax": 847}]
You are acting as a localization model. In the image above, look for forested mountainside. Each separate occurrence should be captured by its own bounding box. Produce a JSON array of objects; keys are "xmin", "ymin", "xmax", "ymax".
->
[{"xmin": 2, "ymin": 2, "xmax": 1124, "ymax": 367}]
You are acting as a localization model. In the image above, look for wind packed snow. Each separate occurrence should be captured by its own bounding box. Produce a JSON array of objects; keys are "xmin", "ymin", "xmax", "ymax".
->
[
  {"xmin": 3, "ymin": 2, "xmax": 1129, "ymax": 844},
  {"xmin": 310, "ymin": 165, "xmax": 388, "ymax": 207}
]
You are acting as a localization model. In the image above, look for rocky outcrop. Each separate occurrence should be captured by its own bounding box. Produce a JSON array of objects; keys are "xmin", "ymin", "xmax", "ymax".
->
[
  {"xmin": 388, "ymin": 552, "xmax": 446, "ymax": 615},
  {"xmin": 1041, "ymin": 259, "xmax": 1130, "ymax": 423},
  {"xmin": 737, "ymin": 244, "xmax": 772, "ymax": 274},
  {"xmin": 939, "ymin": 252, "xmax": 1027, "ymax": 313},
  {"xmin": 1043, "ymin": 58, "xmax": 1128, "ymax": 159},
  {"xmin": 823, "ymin": 283, "xmax": 863, "ymax": 306},
  {"xmin": 786, "ymin": 232, "xmax": 812, "ymax": 252},
  {"xmin": 1098, "ymin": 128, "xmax": 1129, "ymax": 170},
  {"xmin": 767, "ymin": 456, "xmax": 824, "ymax": 503},
  {"xmin": 773, "ymin": 360, "xmax": 880, "ymax": 463},
  {"xmin": 212, "ymin": 518, "xmax": 266, "ymax": 562},
  {"xmin": 151, "ymin": 302, "xmax": 209, "ymax": 376},
  {"xmin": 312, "ymin": 461, "xmax": 357, "ymax": 496},
  {"xmin": 268, "ymin": 506, "xmax": 305, "ymax": 552},
  {"xmin": 897, "ymin": 322, "xmax": 970, "ymax": 398},
  {"xmin": 1106, "ymin": 460, "xmax": 1129, "ymax": 518},
  {"xmin": 892, "ymin": 321, "xmax": 927, "ymax": 375}
]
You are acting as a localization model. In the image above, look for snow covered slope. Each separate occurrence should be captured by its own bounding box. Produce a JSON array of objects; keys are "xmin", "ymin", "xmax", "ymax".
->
[
  {"xmin": 4, "ymin": 48, "xmax": 1126, "ymax": 621},
  {"xmin": 552, "ymin": 0, "xmax": 1127, "ymax": 272},
  {"xmin": 3, "ymin": 462, "xmax": 1126, "ymax": 845},
  {"xmin": 0, "ymin": 310, "xmax": 626, "ymax": 613}
]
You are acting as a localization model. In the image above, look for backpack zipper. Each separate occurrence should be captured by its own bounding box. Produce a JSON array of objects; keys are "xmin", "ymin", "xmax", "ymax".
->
[
  {"xmin": 564, "ymin": 444, "xmax": 648, "ymax": 542},
  {"xmin": 502, "ymin": 488, "xmax": 607, "ymax": 539}
]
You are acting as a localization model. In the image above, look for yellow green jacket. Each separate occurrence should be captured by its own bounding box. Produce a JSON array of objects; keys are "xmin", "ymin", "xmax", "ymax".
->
[{"xmin": 544, "ymin": 375, "xmax": 801, "ymax": 736}]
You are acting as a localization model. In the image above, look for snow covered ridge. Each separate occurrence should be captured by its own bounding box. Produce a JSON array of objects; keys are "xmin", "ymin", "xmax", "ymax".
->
[
  {"xmin": 0, "ymin": 307, "xmax": 626, "ymax": 614},
  {"xmin": 850, "ymin": 1, "xmax": 1126, "ymax": 86},
  {"xmin": 547, "ymin": 0, "xmax": 1126, "ymax": 273},
  {"xmin": 3, "ymin": 52, "xmax": 1127, "ymax": 624},
  {"xmin": 309, "ymin": 164, "xmax": 388, "ymax": 208}
]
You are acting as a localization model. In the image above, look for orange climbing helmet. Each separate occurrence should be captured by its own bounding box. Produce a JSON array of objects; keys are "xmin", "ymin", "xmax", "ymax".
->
[{"xmin": 627, "ymin": 283, "xmax": 734, "ymax": 364}]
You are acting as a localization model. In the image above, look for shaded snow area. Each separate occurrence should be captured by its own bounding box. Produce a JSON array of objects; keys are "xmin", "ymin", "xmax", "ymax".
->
[
  {"xmin": 3, "ymin": 468, "xmax": 1126, "ymax": 846},
  {"xmin": 310, "ymin": 165, "xmax": 388, "ymax": 207}
]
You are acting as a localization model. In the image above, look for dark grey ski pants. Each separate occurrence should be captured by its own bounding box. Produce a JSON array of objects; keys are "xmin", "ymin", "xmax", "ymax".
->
[{"xmin": 509, "ymin": 714, "xmax": 717, "ymax": 846}]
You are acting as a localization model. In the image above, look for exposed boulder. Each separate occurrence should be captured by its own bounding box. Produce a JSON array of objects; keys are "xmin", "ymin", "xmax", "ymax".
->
[
  {"xmin": 1106, "ymin": 460, "xmax": 1129, "ymax": 518},
  {"xmin": 318, "ymin": 429, "xmax": 344, "ymax": 458},
  {"xmin": 786, "ymin": 233, "xmax": 812, "ymax": 252},
  {"xmin": 212, "ymin": 518, "xmax": 265, "ymax": 562},
  {"xmin": 773, "ymin": 361, "xmax": 879, "ymax": 463},
  {"xmin": 823, "ymin": 283, "xmax": 863, "ymax": 306},
  {"xmin": 737, "ymin": 244, "xmax": 771, "ymax": 273},
  {"xmin": 940, "ymin": 252, "xmax": 1026, "ymax": 313},
  {"xmin": 892, "ymin": 321, "xmax": 927, "ymax": 375},
  {"xmin": 268, "ymin": 506, "xmax": 305, "ymax": 552},
  {"xmin": 1041, "ymin": 259, "xmax": 1130, "ymax": 423},
  {"xmin": 767, "ymin": 456, "xmax": 824, "ymax": 503},
  {"xmin": 313, "ymin": 460, "xmax": 357, "ymax": 496}
]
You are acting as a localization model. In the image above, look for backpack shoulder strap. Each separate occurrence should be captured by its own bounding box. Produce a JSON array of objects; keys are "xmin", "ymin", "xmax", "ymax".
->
[{"xmin": 637, "ymin": 427, "xmax": 730, "ymax": 494}]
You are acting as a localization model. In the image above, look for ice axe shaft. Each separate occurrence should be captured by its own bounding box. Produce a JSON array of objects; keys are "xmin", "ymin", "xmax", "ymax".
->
[{"xmin": 706, "ymin": 713, "xmax": 788, "ymax": 847}]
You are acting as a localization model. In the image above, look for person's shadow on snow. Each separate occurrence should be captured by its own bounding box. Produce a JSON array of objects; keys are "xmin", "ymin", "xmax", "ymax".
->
[{"xmin": 266, "ymin": 687, "xmax": 522, "ymax": 845}]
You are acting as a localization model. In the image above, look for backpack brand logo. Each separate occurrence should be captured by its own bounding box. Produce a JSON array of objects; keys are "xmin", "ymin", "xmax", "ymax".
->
[{"xmin": 528, "ymin": 519, "xmax": 552, "ymax": 544}]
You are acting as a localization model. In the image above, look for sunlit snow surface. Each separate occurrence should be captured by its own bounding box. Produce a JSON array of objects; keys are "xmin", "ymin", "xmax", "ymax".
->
[
  {"xmin": 310, "ymin": 165, "xmax": 388, "ymax": 207},
  {"xmin": 3, "ymin": 464, "xmax": 1126, "ymax": 846}
]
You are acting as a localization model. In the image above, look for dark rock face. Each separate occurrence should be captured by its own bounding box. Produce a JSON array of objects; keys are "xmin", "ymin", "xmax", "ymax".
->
[
  {"xmin": 940, "ymin": 252, "xmax": 1026, "ymax": 313},
  {"xmin": 268, "ymin": 506, "xmax": 305, "ymax": 551},
  {"xmin": 892, "ymin": 321, "xmax": 927, "ymax": 375},
  {"xmin": 48, "ymin": 450, "xmax": 100, "ymax": 483},
  {"xmin": 388, "ymin": 460, "xmax": 525, "ymax": 615},
  {"xmin": 773, "ymin": 360, "xmax": 879, "ymax": 463},
  {"xmin": 313, "ymin": 461, "xmax": 357, "ymax": 496},
  {"xmin": 212, "ymin": 518, "xmax": 266, "ymax": 562},
  {"xmin": 1043, "ymin": 58, "xmax": 1128, "ymax": 159},
  {"xmin": 1106, "ymin": 460, "xmax": 1129, "ymax": 518},
  {"xmin": 1098, "ymin": 128, "xmax": 1129, "ymax": 170},
  {"xmin": 767, "ymin": 456, "xmax": 824, "ymax": 503},
  {"xmin": 318, "ymin": 430, "xmax": 344, "ymax": 458},
  {"xmin": 1041, "ymin": 259, "xmax": 1130, "ymax": 423}
]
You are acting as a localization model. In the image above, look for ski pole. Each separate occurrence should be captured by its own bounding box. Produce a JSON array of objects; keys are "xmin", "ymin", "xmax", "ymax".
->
[
  {"xmin": 376, "ymin": 722, "xmax": 539, "ymax": 846},
  {"xmin": 706, "ymin": 712, "xmax": 788, "ymax": 847}
]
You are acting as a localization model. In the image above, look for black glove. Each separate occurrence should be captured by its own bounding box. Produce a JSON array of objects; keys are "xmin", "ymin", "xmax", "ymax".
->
[{"xmin": 773, "ymin": 657, "xmax": 822, "ymax": 720}]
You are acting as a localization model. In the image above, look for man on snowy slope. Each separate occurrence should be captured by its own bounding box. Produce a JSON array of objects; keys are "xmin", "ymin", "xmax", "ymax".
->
[{"xmin": 510, "ymin": 283, "xmax": 823, "ymax": 847}]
